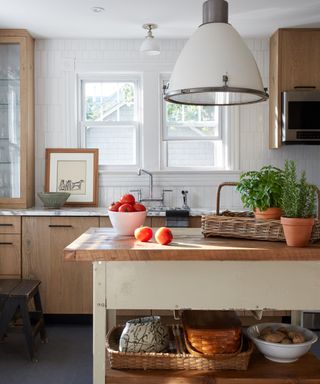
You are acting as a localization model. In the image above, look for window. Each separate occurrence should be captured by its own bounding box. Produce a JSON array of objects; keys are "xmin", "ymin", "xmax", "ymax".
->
[
  {"xmin": 161, "ymin": 78, "xmax": 227, "ymax": 169},
  {"xmin": 79, "ymin": 76, "xmax": 140, "ymax": 167}
]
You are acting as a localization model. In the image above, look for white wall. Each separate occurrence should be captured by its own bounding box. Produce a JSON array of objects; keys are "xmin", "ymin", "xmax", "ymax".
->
[{"xmin": 34, "ymin": 38, "xmax": 320, "ymax": 210}]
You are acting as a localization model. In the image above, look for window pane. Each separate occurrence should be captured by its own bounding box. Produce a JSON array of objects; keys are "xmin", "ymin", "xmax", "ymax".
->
[
  {"xmin": 86, "ymin": 126, "xmax": 135, "ymax": 165},
  {"xmin": 165, "ymin": 103, "xmax": 219, "ymax": 139},
  {"xmin": 201, "ymin": 106, "xmax": 216, "ymax": 121},
  {"xmin": 183, "ymin": 105, "xmax": 198, "ymax": 122},
  {"xmin": 84, "ymin": 82, "xmax": 135, "ymax": 122},
  {"xmin": 167, "ymin": 141, "xmax": 217, "ymax": 167},
  {"xmin": 166, "ymin": 103, "xmax": 182, "ymax": 122},
  {"xmin": 167, "ymin": 124, "xmax": 219, "ymax": 138}
]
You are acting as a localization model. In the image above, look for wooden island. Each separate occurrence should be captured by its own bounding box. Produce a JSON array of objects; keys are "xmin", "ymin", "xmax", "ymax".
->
[{"xmin": 64, "ymin": 228, "xmax": 320, "ymax": 384}]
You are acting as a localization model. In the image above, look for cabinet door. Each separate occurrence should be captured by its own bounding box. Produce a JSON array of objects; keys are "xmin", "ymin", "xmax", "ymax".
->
[
  {"xmin": 22, "ymin": 216, "xmax": 99, "ymax": 314},
  {"xmin": 281, "ymin": 30, "xmax": 320, "ymax": 90},
  {"xmin": 0, "ymin": 234, "xmax": 21, "ymax": 276},
  {"xmin": 0, "ymin": 31, "xmax": 34, "ymax": 208}
]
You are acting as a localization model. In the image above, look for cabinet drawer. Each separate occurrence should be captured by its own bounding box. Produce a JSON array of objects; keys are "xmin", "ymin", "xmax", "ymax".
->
[
  {"xmin": 0, "ymin": 217, "xmax": 21, "ymax": 234},
  {"xmin": 49, "ymin": 216, "xmax": 99, "ymax": 231},
  {"xmin": 0, "ymin": 234, "xmax": 21, "ymax": 276}
]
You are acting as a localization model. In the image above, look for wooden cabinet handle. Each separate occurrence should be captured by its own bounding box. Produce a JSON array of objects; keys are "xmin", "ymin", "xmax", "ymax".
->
[
  {"xmin": 48, "ymin": 225, "xmax": 73, "ymax": 228},
  {"xmin": 0, "ymin": 223, "xmax": 13, "ymax": 227},
  {"xmin": 0, "ymin": 242, "xmax": 13, "ymax": 245}
]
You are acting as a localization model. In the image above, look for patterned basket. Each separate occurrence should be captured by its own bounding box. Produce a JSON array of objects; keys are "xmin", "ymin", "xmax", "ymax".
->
[
  {"xmin": 201, "ymin": 182, "xmax": 320, "ymax": 243},
  {"xmin": 106, "ymin": 325, "xmax": 253, "ymax": 371}
]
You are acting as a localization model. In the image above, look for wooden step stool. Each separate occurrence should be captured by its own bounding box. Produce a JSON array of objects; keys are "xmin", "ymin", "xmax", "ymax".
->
[{"xmin": 0, "ymin": 279, "xmax": 47, "ymax": 361}]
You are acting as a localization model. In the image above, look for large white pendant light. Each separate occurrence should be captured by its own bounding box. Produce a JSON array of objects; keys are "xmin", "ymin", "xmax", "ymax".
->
[{"xmin": 164, "ymin": 0, "xmax": 268, "ymax": 106}]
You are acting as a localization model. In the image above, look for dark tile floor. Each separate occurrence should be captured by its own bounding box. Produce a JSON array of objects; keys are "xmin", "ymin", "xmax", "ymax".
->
[{"xmin": 0, "ymin": 325, "xmax": 92, "ymax": 384}]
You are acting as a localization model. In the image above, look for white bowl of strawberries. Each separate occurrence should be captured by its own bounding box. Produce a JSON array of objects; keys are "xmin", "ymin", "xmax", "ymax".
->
[{"xmin": 108, "ymin": 194, "xmax": 147, "ymax": 236}]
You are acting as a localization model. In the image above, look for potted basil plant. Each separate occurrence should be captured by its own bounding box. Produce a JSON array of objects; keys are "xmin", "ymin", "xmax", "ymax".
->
[
  {"xmin": 236, "ymin": 165, "xmax": 283, "ymax": 220},
  {"xmin": 280, "ymin": 160, "xmax": 317, "ymax": 247}
]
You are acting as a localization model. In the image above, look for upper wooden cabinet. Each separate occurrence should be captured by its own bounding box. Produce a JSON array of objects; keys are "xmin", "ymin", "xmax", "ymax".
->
[
  {"xmin": 269, "ymin": 28, "xmax": 320, "ymax": 148},
  {"xmin": 0, "ymin": 30, "xmax": 34, "ymax": 208}
]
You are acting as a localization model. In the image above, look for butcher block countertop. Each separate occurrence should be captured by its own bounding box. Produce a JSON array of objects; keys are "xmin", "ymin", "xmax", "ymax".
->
[{"xmin": 64, "ymin": 228, "xmax": 320, "ymax": 262}]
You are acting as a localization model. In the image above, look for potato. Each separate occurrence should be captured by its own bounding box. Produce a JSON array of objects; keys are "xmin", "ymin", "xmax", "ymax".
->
[
  {"xmin": 260, "ymin": 326, "xmax": 273, "ymax": 336},
  {"xmin": 277, "ymin": 327, "xmax": 289, "ymax": 336},
  {"xmin": 261, "ymin": 331, "xmax": 286, "ymax": 343},
  {"xmin": 288, "ymin": 331, "xmax": 305, "ymax": 344}
]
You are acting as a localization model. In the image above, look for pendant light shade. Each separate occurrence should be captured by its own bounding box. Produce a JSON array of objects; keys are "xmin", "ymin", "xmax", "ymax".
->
[
  {"xmin": 164, "ymin": 0, "xmax": 268, "ymax": 106},
  {"xmin": 140, "ymin": 24, "xmax": 160, "ymax": 56}
]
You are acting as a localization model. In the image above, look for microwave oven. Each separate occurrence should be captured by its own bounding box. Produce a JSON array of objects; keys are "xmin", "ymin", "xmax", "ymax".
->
[{"xmin": 282, "ymin": 90, "xmax": 320, "ymax": 144}]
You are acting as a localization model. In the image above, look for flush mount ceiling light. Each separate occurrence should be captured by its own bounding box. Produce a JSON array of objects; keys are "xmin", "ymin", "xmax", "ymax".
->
[
  {"xmin": 91, "ymin": 6, "xmax": 105, "ymax": 13},
  {"xmin": 164, "ymin": 0, "xmax": 268, "ymax": 106},
  {"xmin": 140, "ymin": 23, "xmax": 160, "ymax": 56}
]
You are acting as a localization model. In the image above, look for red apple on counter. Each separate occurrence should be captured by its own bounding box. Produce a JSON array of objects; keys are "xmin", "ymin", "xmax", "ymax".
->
[
  {"xmin": 133, "ymin": 203, "xmax": 146, "ymax": 212},
  {"xmin": 155, "ymin": 227, "xmax": 173, "ymax": 245},
  {"xmin": 118, "ymin": 203, "xmax": 135, "ymax": 212},
  {"xmin": 119, "ymin": 193, "xmax": 136, "ymax": 205},
  {"xmin": 108, "ymin": 201, "xmax": 122, "ymax": 211},
  {"xmin": 134, "ymin": 226, "xmax": 153, "ymax": 242}
]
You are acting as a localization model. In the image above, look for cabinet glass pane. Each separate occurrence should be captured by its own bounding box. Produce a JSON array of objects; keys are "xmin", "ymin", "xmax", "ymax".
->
[{"xmin": 0, "ymin": 44, "xmax": 20, "ymax": 198}]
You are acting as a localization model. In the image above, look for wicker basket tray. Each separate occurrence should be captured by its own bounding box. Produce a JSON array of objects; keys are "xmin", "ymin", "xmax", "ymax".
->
[
  {"xmin": 182, "ymin": 310, "xmax": 242, "ymax": 356},
  {"xmin": 201, "ymin": 182, "xmax": 320, "ymax": 243},
  {"xmin": 106, "ymin": 325, "xmax": 253, "ymax": 371}
]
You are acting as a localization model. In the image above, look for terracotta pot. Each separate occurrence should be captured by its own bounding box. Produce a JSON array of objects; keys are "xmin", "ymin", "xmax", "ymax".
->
[
  {"xmin": 280, "ymin": 217, "xmax": 315, "ymax": 247},
  {"xmin": 254, "ymin": 207, "xmax": 282, "ymax": 220}
]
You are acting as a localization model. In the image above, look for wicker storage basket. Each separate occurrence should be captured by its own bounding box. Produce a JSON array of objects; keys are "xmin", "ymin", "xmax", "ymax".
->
[
  {"xmin": 106, "ymin": 324, "xmax": 253, "ymax": 371},
  {"xmin": 201, "ymin": 182, "xmax": 320, "ymax": 242},
  {"xmin": 182, "ymin": 310, "xmax": 242, "ymax": 356}
]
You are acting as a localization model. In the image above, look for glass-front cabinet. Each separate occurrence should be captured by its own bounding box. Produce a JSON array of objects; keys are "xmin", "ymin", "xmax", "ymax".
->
[{"xmin": 0, "ymin": 30, "xmax": 34, "ymax": 208}]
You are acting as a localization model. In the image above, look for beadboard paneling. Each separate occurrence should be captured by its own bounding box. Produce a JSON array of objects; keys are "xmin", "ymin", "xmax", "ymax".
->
[{"xmin": 34, "ymin": 38, "xmax": 320, "ymax": 209}]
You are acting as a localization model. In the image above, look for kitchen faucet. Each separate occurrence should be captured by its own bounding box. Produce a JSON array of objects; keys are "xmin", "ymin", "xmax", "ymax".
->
[
  {"xmin": 137, "ymin": 168, "xmax": 154, "ymax": 199},
  {"xmin": 131, "ymin": 168, "xmax": 172, "ymax": 204}
]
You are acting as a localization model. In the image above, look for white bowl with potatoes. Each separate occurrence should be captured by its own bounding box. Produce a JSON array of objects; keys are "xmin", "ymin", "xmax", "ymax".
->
[{"xmin": 247, "ymin": 322, "xmax": 318, "ymax": 363}]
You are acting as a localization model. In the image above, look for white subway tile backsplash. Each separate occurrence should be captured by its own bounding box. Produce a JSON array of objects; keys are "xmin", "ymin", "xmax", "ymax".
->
[{"xmin": 34, "ymin": 37, "xmax": 320, "ymax": 209}]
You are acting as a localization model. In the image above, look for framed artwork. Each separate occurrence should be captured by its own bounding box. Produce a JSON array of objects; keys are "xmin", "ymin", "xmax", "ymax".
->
[{"xmin": 45, "ymin": 148, "xmax": 99, "ymax": 207}]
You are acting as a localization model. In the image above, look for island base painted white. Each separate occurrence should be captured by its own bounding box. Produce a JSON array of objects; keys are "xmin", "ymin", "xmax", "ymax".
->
[{"xmin": 92, "ymin": 260, "xmax": 320, "ymax": 384}]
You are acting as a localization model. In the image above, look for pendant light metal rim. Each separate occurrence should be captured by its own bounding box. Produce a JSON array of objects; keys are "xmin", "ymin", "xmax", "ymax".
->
[{"xmin": 164, "ymin": 86, "xmax": 269, "ymax": 106}]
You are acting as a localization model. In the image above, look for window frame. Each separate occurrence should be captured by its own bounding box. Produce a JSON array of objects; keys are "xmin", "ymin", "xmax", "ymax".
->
[
  {"xmin": 160, "ymin": 75, "xmax": 232, "ymax": 171},
  {"xmin": 77, "ymin": 73, "xmax": 142, "ymax": 170}
]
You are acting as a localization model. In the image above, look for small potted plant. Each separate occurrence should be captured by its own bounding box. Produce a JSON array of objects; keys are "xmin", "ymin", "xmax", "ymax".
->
[
  {"xmin": 236, "ymin": 165, "xmax": 283, "ymax": 219},
  {"xmin": 281, "ymin": 160, "xmax": 317, "ymax": 247}
]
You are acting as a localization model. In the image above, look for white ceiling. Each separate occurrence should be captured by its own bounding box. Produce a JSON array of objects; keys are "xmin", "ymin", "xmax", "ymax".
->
[{"xmin": 0, "ymin": 0, "xmax": 320, "ymax": 39}]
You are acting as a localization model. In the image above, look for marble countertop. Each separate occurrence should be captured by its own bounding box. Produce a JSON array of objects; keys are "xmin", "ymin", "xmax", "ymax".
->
[{"xmin": 0, "ymin": 207, "xmax": 213, "ymax": 217}]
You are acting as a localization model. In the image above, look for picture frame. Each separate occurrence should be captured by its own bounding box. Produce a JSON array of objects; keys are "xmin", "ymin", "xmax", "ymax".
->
[{"xmin": 45, "ymin": 148, "xmax": 99, "ymax": 207}]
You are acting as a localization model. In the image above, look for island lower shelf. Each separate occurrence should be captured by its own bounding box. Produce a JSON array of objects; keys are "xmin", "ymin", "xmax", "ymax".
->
[{"xmin": 105, "ymin": 351, "xmax": 320, "ymax": 383}]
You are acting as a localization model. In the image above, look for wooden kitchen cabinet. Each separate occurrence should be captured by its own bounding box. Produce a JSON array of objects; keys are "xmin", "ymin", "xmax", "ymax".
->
[
  {"xmin": 0, "ymin": 30, "xmax": 34, "ymax": 208},
  {"xmin": 269, "ymin": 28, "xmax": 320, "ymax": 148},
  {"xmin": 22, "ymin": 216, "xmax": 99, "ymax": 314},
  {"xmin": 0, "ymin": 216, "xmax": 21, "ymax": 277}
]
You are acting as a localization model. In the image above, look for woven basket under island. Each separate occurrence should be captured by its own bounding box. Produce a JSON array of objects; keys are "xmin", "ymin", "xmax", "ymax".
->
[{"xmin": 106, "ymin": 311, "xmax": 253, "ymax": 371}]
